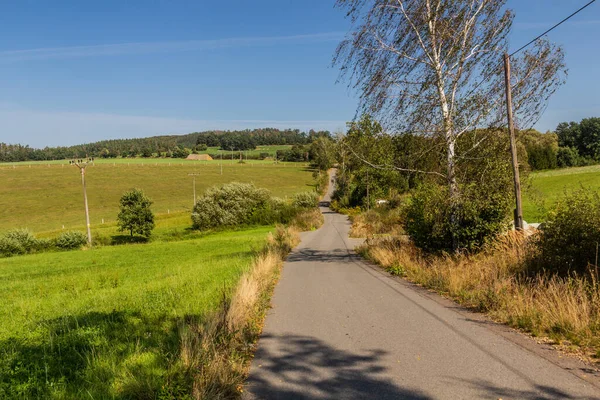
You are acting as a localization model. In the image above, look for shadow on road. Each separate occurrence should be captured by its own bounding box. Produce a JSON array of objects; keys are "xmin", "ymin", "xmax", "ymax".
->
[
  {"xmin": 286, "ymin": 248, "xmax": 362, "ymax": 264},
  {"xmin": 245, "ymin": 333, "xmax": 432, "ymax": 400},
  {"xmin": 454, "ymin": 378, "xmax": 599, "ymax": 400}
]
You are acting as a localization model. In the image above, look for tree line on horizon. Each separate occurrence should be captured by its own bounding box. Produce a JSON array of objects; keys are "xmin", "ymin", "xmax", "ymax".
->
[{"xmin": 0, "ymin": 127, "xmax": 331, "ymax": 162}]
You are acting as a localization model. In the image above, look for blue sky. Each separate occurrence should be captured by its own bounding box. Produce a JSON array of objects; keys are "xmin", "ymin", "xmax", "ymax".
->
[{"xmin": 0, "ymin": 0, "xmax": 598, "ymax": 147}]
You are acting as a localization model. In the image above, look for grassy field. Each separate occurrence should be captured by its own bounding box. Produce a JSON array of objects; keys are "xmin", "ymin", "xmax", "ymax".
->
[
  {"xmin": 0, "ymin": 161, "xmax": 314, "ymax": 233},
  {"xmin": 522, "ymin": 165, "xmax": 600, "ymax": 222},
  {"xmin": 196, "ymin": 144, "xmax": 292, "ymax": 157},
  {"xmin": 0, "ymin": 226, "xmax": 272, "ymax": 398}
]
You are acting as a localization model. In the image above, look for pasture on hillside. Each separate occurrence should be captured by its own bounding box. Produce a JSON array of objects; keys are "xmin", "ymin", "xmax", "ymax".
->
[
  {"xmin": 0, "ymin": 160, "xmax": 314, "ymax": 233},
  {"xmin": 522, "ymin": 165, "xmax": 600, "ymax": 222},
  {"xmin": 0, "ymin": 227, "xmax": 271, "ymax": 398}
]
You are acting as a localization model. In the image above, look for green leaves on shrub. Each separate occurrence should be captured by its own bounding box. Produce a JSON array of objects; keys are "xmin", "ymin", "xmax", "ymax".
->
[
  {"xmin": 405, "ymin": 183, "xmax": 510, "ymax": 253},
  {"xmin": 0, "ymin": 229, "xmax": 48, "ymax": 257},
  {"xmin": 191, "ymin": 183, "xmax": 271, "ymax": 230},
  {"xmin": 292, "ymin": 191, "xmax": 319, "ymax": 209},
  {"xmin": 0, "ymin": 236, "xmax": 25, "ymax": 257},
  {"xmin": 55, "ymin": 231, "xmax": 88, "ymax": 250},
  {"xmin": 531, "ymin": 189, "xmax": 600, "ymax": 275}
]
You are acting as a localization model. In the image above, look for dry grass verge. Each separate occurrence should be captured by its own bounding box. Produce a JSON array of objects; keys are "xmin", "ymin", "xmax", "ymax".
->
[
  {"xmin": 291, "ymin": 208, "xmax": 324, "ymax": 232},
  {"xmin": 360, "ymin": 233, "xmax": 600, "ymax": 361},
  {"xmin": 350, "ymin": 209, "xmax": 404, "ymax": 238},
  {"xmin": 177, "ymin": 223, "xmax": 305, "ymax": 399}
]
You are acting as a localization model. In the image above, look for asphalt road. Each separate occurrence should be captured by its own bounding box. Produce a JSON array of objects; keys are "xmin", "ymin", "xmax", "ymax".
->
[{"xmin": 245, "ymin": 171, "xmax": 600, "ymax": 399}]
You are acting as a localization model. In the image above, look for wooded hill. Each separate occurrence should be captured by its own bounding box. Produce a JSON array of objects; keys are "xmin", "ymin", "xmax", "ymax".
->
[{"xmin": 0, "ymin": 128, "xmax": 331, "ymax": 162}]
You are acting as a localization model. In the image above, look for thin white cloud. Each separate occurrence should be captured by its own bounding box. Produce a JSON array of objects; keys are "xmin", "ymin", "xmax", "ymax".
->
[
  {"xmin": 0, "ymin": 107, "xmax": 347, "ymax": 147},
  {"xmin": 0, "ymin": 32, "xmax": 345, "ymax": 63}
]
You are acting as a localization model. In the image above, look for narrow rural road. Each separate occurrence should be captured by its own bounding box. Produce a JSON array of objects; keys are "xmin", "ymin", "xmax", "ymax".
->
[{"xmin": 245, "ymin": 171, "xmax": 600, "ymax": 399}]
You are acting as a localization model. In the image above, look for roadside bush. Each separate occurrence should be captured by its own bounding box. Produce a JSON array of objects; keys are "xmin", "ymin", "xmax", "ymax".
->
[
  {"xmin": 4, "ymin": 229, "xmax": 39, "ymax": 252},
  {"xmin": 0, "ymin": 229, "xmax": 51, "ymax": 257},
  {"xmin": 0, "ymin": 236, "xmax": 25, "ymax": 257},
  {"xmin": 293, "ymin": 191, "xmax": 319, "ymax": 209},
  {"xmin": 55, "ymin": 231, "xmax": 88, "ymax": 250},
  {"xmin": 405, "ymin": 183, "xmax": 510, "ymax": 253},
  {"xmin": 192, "ymin": 182, "xmax": 271, "ymax": 230},
  {"xmin": 530, "ymin": 189, "xmax": 600, "ymax": 276}
]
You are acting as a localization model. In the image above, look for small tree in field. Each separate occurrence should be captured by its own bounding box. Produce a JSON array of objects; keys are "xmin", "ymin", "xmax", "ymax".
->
[{"xmin": 117, "ymin": 189, "xmax": 155, "ymax": 238}]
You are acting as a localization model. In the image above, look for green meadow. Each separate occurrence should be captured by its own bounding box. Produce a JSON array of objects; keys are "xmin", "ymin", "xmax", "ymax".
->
[
  {"xmin": 522, "ymin": 165, "xmax": 600, "ymax": 222},
  {"xmin": 0, "ymin": 156, "xmax": 317, "ymax": 398},
  {"xmin": 0, "ymin": 160, "xmax": 313, "ymax": 234},
  {"xmin": 0, "ymin": 227, "xmax": 271, "ymax": 398}
]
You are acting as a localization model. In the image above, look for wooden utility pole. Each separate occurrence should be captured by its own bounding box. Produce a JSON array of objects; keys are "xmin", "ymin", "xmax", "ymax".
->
[
  {"xmin": 188, "ymin": 173, "xmax": 200, "ymax": 207},
  {"xmin": 70, "ymin": 158, "xmax": 93, "ymax": 244},
  {"xmin": 503, "ymin": 53, "xmax": 524, "ymax": 230}
]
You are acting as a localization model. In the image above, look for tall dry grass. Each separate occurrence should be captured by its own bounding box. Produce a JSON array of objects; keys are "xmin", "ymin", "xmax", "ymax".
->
[
  {"xmin": 290, "ymin": 208, "xmax": 324, "ymax": 232},
  {"xmin": 349, "ymin": 208, "xmax": 404, "ymax": 238},
  {"xmin": 361, "ymin": 232, "xmax": 600, "ymax": 358},
  {"xmin": 178, "ymin": 224, "xmax": 301, "ymax": 399}
]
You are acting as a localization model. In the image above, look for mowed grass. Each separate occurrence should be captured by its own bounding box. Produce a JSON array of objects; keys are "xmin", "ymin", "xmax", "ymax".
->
[
  {"xmin": 0, "ymin": 226, "xmax": 271, "ymax": 398},
  {"xmin": 522, "ymin": 165, "xmax": 600, "ymax": 222},
  {"xmin": 0, "ymin": 161, "xmax": 314, "ymax": 233}
]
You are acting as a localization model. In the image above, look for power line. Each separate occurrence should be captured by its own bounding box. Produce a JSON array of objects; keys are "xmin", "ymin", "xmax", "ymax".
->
[
  {"xmin": 510, "ymin": 0, "xmax": 597, "ymax": 57},
  {"xmin": 456, "ymin": 0, "xmax": 596, "ymax": 115}
]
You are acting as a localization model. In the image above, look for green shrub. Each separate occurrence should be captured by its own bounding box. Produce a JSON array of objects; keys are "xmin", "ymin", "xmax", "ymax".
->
[
  {"xmin": 0, "ymin": 236, "xmax": 25, "ymax": 257},
  {"xmin": 405, "ymin": 183, "xmax": 510, "ymax": 253},
  {"xmin": 4, "ymin": 229, "xmax": 39, "ymax": 252},
  {"xmin": 292, "ymin": 191, "xmax": 319, "ymax": 209},
  {"xmin": 191, "ymin": 183, "xmax": 271, "ymax": 230},
  {"xmin": 55, "ymin": 231, "xmax": 88, "ymax": 250},
  {"xmin": 530, "ymin": 189, "xmax": 600, "ymax": 276},
  {"xmin": 0, "ymin": 229, "xmax": 51, "ymax": 257}
]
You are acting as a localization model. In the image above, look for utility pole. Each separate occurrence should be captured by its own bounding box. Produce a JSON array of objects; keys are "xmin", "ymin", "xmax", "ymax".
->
[
  {"xmin": 503, "ymin": 53, "xmax": 524, "ymax": 230},
  {"xmin": 69, "ymin": 157, "xmax": 94, "ymax": 245},
  {"xmin": 188, "ymin": 173, "xmax": 200, "ymax": 207}
]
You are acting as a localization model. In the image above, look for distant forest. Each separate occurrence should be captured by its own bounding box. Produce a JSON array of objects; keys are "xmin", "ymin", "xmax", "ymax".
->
[{"xmin": 0, "ymin": 128, "xmax": 331, "ymax": 162}]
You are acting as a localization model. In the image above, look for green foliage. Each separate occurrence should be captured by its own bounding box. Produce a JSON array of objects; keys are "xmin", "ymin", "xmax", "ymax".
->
[
  {"xmin": 292, "ymin": 191, "xmax": 320, "ymax": 209},
  {"xmin": 530, "ymin": 189, "xmax": 600, "ymax": 276},
  {"xmin": 117, "ymin": 189, "xmax": 155, "ymax": 238},
  {"xmin": 405, "ymin": 183, "xmax": 511, "ymax": 253},
  {"xmin": 556, "ymin": 118, "xmax": 600, "ymax": 161},
  {"xmin": 3, "ymin": 229, "xmax": 39, "ymax": 252},
  {"xmin": 55, "ymin": 231, "xmax": 88, "ymax": 250},
  {"xmin": 191, "ymin": 183, "xmax": 271, "ymax": 230},
  {"xmin": 556, "ymin": 146, "xmax": 581, "ymax": 168},
  {"xmin": 0, "ymin": 229, "xmax": 47, "ymax": 257},
  {"xmin": 520, "ymin": 130, "xmax": 558, "ymax": 171},
  {"xmin": 276, "ymin": 144, "xmax": 309, "ymax": 162},
  {"xmin": 0, "ymin": 236, "xmax": 25, "ymax": 257},
  {"xmin": 309, "ymin": 137, "xmax": 335, "ymax": 171}
]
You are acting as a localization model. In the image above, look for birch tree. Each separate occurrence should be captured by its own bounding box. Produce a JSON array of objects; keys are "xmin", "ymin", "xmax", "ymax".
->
[{"xmin": 333, "ymin": 0, "xmax": 566, "ymax": 202}]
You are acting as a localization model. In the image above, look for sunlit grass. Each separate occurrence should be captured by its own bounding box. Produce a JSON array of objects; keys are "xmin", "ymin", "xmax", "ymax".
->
[
  {"xmin": 0, "ymin": 161, "xmax": 314, "ymax": 233},
  {"xmin": 522, "ymin": 164, "xmax": 600, "ymax": 222},
  {"xmin": 0, "ymin": 226, "xmax": 271, "ymax": 398}
]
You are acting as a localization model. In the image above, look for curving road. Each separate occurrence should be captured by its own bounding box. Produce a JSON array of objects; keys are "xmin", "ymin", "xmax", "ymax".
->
[{"xmin": 245, "ymin": 170, "xmax": 600, "ymax": 399}]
